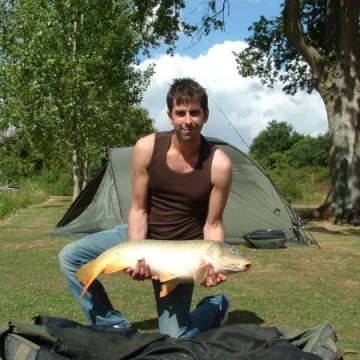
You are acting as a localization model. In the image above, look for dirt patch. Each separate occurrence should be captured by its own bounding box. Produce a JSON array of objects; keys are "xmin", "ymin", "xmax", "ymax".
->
[
  {"xmin": 2, "ymin": 239, "xmax": 53, "ymax": 250},
  {"xmin": 303, "ymin": 219, "xmax": 360, "ymax": 234},
  {"xmin": 33, "ymin": 196, "xmax": 72, "ymax": 208}
]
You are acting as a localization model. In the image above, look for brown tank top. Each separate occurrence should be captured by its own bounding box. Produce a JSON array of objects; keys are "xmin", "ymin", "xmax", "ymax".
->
[{"xmin": 147, "ymin": 131, "xmax": 216, "ymax": 240}]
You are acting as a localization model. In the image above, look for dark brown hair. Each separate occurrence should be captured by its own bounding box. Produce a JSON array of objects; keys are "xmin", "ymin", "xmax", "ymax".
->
[{"xmin": 166, "ymin": 78, "xmax": 208, "ymax": 113}]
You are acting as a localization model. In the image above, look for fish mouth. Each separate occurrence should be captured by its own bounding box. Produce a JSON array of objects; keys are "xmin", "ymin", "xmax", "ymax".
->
[
  {"xmin": 221, "ymin": 262, "xmax": 251, "ymax": 273},
  {"xmin": 243, "ymin": 263, "xmax": 251, "ymax": 272}
]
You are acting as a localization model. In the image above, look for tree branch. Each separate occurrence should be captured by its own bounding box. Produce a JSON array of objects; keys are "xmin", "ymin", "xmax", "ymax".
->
[{"xmin": 284, "ymin": 0, "xmax": 323, "ymax": 75}]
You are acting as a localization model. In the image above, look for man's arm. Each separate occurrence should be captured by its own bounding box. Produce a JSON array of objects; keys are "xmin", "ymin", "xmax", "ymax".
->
[
  {"xmin": 203, "ymin": 148, "xmax": 233, "ymax": 241},
  {"xmin": 127, "ymin": 134, "xmax": 154, "ymax": 240},
  {"xmin": 203, "ymin": 148, "xmax": 233, "ymax": 287},
  {"xmin": 126, "ymin": 134, "xmax": 158, "ymax": 281}
]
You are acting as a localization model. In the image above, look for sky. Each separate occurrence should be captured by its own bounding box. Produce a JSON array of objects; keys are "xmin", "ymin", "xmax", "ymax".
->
[{"xmin": 138, "ymin": 0, "xmax": 327, "ymax": 152}]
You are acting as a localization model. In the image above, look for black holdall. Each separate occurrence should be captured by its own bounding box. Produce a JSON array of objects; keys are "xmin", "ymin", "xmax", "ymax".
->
[{"xmin": 243, "ymin": 229, "xmax": 287, "ymax": 249}]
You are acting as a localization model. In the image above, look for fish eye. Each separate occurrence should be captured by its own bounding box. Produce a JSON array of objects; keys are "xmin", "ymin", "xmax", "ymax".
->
[{"xmin": 230, "ymin": 248, "xmax": 238, "ymax": 255}]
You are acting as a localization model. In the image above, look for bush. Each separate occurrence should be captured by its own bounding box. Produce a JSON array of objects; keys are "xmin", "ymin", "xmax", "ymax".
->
[
  {"xmin": 34, "ymin": 169, "xmax": 73, "ymax": 196},
  {"xmin": 0, "ymin": 182, "xmax": 48, "ymax": 220},
  {"xmin": 268, "ymin": 168, "xmax": 303, "ymax": 203},
  {"xmin": 267, "ymin": 166, "xmax": 328, "ymax": 204},
  {"xmin": 0, "ymin": 170, "xmax": 72, "ymax": 220},
  {"xmin": 287, "ymin": 134, "xmax": 331, "ymax": 168}
]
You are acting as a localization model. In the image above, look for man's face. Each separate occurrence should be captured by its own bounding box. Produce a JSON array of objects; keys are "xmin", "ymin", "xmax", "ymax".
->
[{"xmin": 167, "ymin": 100, "xmax": 209, "ymax": 141}]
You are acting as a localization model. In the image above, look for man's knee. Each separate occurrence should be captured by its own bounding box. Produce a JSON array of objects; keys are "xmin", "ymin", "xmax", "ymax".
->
[{"xmin": 58, "ymin": 242, "xmax": 77, "ymax": 270}]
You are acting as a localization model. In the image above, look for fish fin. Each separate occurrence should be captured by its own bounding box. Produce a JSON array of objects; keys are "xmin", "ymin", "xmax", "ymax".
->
[
  {"xmin": 103, "ymin": 263, "xmax": 126, "ymax": 274},
  {"xmin": 160, "ymin": 281, "xmax": 178, "ymax": 297},
  {"xmin": 76, "ymin": 262, "xmax": 99, "ymax": 299},
  {"xmin": 194, "ymin": 265, "xmax": 210, "ymax": 284},
  {"xmin": 158, "ymin": 273, "xmax": 178, "ymax": 283}
]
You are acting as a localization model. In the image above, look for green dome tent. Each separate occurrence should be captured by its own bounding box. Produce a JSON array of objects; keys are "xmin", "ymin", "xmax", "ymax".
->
[{"xmin": 51, "ymin": 138, "xmax": 313, "ymax": 246}]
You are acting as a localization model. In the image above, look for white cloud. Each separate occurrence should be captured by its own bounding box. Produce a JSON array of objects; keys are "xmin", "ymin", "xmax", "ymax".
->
[{"xmin": 139, "ymin": 40, "xmax": 327, "ymax": 152}]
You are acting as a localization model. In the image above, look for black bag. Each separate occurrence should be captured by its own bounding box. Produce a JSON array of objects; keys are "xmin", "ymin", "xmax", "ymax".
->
[
  {"xmin": 243, "ymin": 229, "xmax": 287, "ymax": 249},
  {"xmin": 0, "ymin": 318, "xmax": 64, "ymax": 360},
  {"xmin": 0, "ymin": 316, "xmax": 347, "ymax": 360}
]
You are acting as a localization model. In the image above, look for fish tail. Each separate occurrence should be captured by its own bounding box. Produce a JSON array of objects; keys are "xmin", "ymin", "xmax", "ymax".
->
[{"xmin": 76, "ymin": 261, "xmax": 102, "ymax": 298}]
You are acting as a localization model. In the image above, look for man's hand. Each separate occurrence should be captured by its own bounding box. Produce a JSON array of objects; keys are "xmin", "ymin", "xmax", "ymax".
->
[
  {"xmin": 202, "ymin": 263, "xmax": 227, "ymax": 287},
  {"xmin": 124, "ymin": 259, "xmax": 159, "ymax": 281}
]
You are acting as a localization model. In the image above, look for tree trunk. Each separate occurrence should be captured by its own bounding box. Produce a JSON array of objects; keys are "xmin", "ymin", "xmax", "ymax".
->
[
  {"xmin": 72, "ymin": 146, "xmax": 81, "ymax": 201},
  {"xmin": 284, "ymin": 0, "xmax": 360, "ymax": 222},
  {"xmin": 317, "ymin": 60, "xmax": 360, "ymax": 221}
]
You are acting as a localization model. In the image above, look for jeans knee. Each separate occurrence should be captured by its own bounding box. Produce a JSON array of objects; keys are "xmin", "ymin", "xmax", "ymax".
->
[{"xmin": 58, "ymin": 242, "xmax": 77, "ymax": 273}]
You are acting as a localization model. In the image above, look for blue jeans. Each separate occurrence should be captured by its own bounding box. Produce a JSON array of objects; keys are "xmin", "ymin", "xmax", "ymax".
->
[{"xmin": 58, "ymin": 224, "xmax": 228, "ymax": 338}]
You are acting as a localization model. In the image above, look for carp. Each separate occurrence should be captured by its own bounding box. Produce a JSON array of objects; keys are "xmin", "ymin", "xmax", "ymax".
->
[{"xmin": 76, "ymin": 239, "xmax": 251, "ymax": 298}]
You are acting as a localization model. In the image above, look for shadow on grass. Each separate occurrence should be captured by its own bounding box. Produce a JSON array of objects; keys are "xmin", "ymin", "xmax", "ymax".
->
[
  {"xmin": 131, "ymin": 310, "xmax": 264, "ymax": 331},
  {"xmin": 227, "ymin": 310, "xmax": 264, "ymax": 325},
  {"xmin": 132, "ymin": 318, "xmax": 158, "ymax": 331}
]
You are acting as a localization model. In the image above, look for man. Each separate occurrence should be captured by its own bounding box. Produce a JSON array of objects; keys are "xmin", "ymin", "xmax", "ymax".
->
[{"xmin": 58, "ymin": 78, "xmax": 233, "ymax": 338}]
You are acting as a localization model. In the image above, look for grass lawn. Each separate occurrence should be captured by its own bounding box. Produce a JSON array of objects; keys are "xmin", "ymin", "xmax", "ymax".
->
[{"xmin": 0, "ymin": 196, "xmax": 359, "ymax": 358}]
